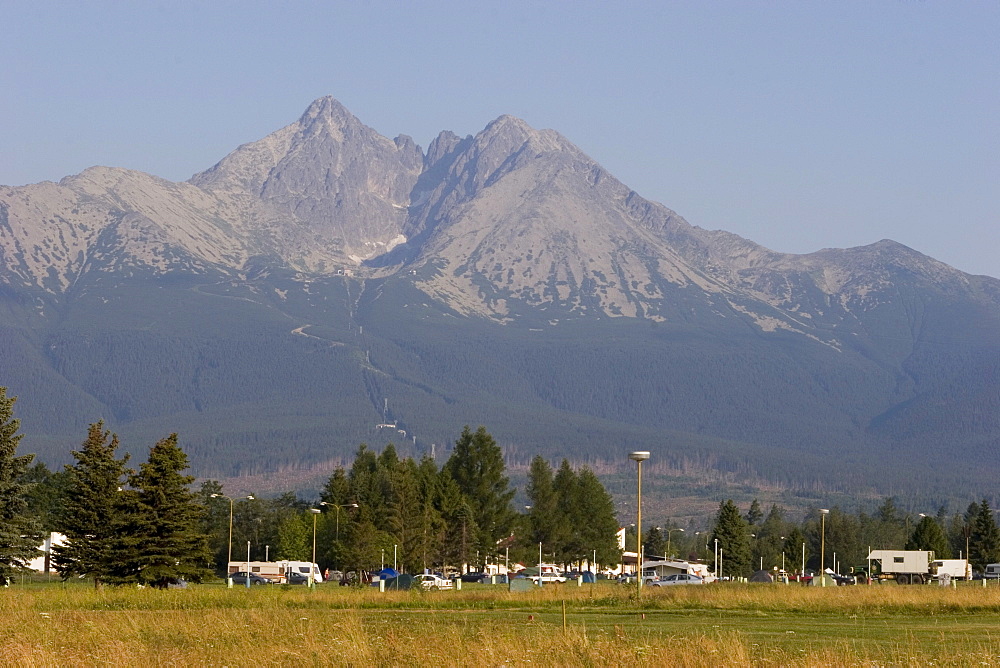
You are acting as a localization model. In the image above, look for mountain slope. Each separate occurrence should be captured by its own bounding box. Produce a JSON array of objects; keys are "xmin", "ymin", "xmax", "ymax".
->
[{"xmin": 0, "ymin": 96, "xmax": 997, "ymax": 507}]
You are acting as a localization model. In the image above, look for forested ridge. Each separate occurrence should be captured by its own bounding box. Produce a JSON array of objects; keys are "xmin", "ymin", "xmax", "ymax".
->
[{"xmin": 0, "ymin": 268, "xmax": 997, "ymax": 511}]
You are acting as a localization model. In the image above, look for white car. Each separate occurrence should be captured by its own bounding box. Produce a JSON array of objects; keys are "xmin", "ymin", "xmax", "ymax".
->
[
  {"xmin": 649, "ymin": 573, "xmax": 705, "ymax": 586},
  {"xmin": 414, "ymin": 574, "xmax": 453, "ymax": 590},
  {"xmin": 531, "ymin": 572, "xmax": 567, "ymax": 584}
]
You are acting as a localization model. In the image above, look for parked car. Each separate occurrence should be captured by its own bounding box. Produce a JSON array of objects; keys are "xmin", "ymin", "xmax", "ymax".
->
[
  {"xmin": 649, "ymin": 573, "xmax": 705, "ymax": 586},
  {"xmin": 229, "ymin": 572, "xmax": 275, "ymax": 586},
  {"xmin": 286, "ymin": 571, "xmax": 310, "ymax": 585},
  {"xmin": 531, "ymin": 572, "xmax": 567, "ymax": 584},
  {"xmin": 414, "ymin": 574, "xmax": 453, "ymax": 590},
  {"xmin": 460, "ymin": 572, "xmax": 486, "ymax": 583}
]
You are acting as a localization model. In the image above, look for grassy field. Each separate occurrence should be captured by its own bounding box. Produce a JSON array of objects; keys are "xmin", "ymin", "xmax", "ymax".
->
[{"xmin": 3, "ymin": 580, "xmax": 1000, "ymax": 666}]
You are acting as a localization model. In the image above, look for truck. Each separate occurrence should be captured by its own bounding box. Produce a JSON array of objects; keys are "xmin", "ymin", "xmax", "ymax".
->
[
  {"xmin": 227, "ymin": 560, "xmax": 323, "ymax": 584},
  {"xmin": 866, "ymin": 550, "xmax": 970, "ymax": 584},
  {"xmin": 931, "ymin": 559, "xmax": 972, "ymax": 580}
]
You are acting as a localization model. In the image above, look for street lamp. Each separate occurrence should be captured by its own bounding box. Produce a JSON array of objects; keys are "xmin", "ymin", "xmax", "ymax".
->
[
  {"xmin": 714, "ymin": 538, "xmax": 719, "ymax": 579},
  {"xmin": 319, "ymin": 502, "xmax": 359, "ymax": 542},
  {"xmin": 320, "ymin": 501, "xmax": 358, "ymax": 571},
  {"xmin": 309, "ymin": 508, "xmax": 322, "ymax": 587},
  {"xmin": 210, "ymin": 493, "xmax": 254, "ymax": 586},
  {"xmin": 667, "ymin": 528, "xmax": 685, "ymax": 559},
  {"xmin": 819, "ymin": 509, "xmax": 830, "ymax": 587},
  {"xmin": 628, "ymin": 451, "xmax": 650, "ymax": 591}
]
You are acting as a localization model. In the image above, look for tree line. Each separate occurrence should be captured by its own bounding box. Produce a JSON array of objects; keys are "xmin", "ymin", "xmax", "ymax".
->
[
  {"xmin": 649, "ymin": 497, "xmax": 1000, "ymax": 579},
  {"xmin": 0, "ymin": 388, "xmax": 622, "ymax": 584}
]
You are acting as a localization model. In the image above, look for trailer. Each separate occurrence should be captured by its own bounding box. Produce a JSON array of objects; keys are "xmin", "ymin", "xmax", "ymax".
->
[
  {"xmin": 867, "ymin": 550, "xmax": 969, "ymax": 584},
  {"xmin": 867, "ymin": 550, "xmax": 932, "ymax": 584},
  {"xmin": 227, "ymin": 560, "xmax": 322, "ymax": 584},
  {"xmin": 931, "ymin": 559, "xmax": 972, "ymax": 580}
]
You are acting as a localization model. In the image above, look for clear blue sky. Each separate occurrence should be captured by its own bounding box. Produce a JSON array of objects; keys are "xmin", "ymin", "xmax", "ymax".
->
[{"xmin": 3, "ymin": 1, "xmax": 997, "ymax": 277}]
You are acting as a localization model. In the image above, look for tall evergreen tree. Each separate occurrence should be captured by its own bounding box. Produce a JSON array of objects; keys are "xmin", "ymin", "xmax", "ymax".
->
[
  {"xmin": 745, "ymin": 499, "xmax": 764, "ymax": 527},
  {"xmin": 970, "ymin": 499, "xmax": 1000, "ymax": 571},
  {"xmin": 0, "ymin": 388, "xmax": 42, "ymax": 583},
  {"xmin": 710, "ymin": 499, "xmax": 751, "ymax": 578},
  {"xmin": 906, "ymin": 515, "xmax": 951, "ymax": 557},
  {"xmin": 643, "ymin": 526, "xmax": 666, "ymax": 560},
  {"xmin": 127, "ymin": 434, "xmax": 213, "ymax": 588},
  {"xmin": 573, "ymin": 468, "xmax": 620, "ymax": 569},
  {"xmin": 525, "ymin": 456, "xmax": 561, "ymax": 551},
  {"xmin": 551, "ymin": 460, "xmax": 580, "ymax": 562},
  {"xmin": 783, "ymin": 528, "xmax": 808, "ymax": 574},
  {"xmin": 442, "ymin": 426, "xmax": 515, "ymax": 559},
  {"xmin": 53, "ymin": 422, "xmax": 131, "ymax": 587}
]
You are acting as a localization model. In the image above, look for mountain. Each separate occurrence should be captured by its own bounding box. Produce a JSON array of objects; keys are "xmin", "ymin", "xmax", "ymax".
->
[{"xmin": 1, "ymin": 96, "xmax": 997, "ymax": 509}]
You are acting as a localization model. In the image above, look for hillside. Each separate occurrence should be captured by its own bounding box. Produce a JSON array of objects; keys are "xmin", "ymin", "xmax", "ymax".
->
[{"xmin": 1, "ymin": 97, "xmax": 997, "ymax": 511}]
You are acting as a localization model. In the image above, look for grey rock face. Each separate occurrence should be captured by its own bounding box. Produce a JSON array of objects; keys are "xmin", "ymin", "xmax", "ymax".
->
[{"xmin": 1, "ymin": 95, "xmax": 997, "ymax": 342}]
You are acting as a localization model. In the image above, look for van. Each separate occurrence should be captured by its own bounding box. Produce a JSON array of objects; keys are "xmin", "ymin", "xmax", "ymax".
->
[{"xmin": 985, "ymin": 563, "xmax": 1000, "ymax": 579}]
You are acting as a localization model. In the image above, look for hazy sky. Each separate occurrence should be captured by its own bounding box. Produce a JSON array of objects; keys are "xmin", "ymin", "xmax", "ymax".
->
[{"xmin": 3, "ymin": 1, "xmax": 997, "ymax": 277}]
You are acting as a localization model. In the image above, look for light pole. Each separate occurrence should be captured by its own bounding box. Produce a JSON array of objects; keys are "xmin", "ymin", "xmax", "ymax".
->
[
  {"xmin": 667, "ymin": 528, "xmax": 685, "ymax": 559},
  {"xmin": 320, "ymin": 502, "xmax": 358, "ymax": 571},
  {"xmin": 628, "ymin": 451, "xmax": 650, "ymax": 591},
  {"xmin": 320, "ymin": 502, "xmax": 359, "ymax": 543},
  {"xmin": 310, "ymin": 508, "xmax": 322, "ymax": 588},
  {"xmin": 820, "ymin": 509, "xmax": 830, "ymax": 587},
  {"xmin": 714, "ymin": 538, "xmax": 719, "ymax": 579},
  {"xmin": 210, "ymin": 493, "xmax": 254, "ymax": 586}
]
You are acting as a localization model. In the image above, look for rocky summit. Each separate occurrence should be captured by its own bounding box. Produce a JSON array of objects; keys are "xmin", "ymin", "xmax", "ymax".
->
[{"xmin": 1, "ymin": 97, "xmax": 998, "ymax": 505}]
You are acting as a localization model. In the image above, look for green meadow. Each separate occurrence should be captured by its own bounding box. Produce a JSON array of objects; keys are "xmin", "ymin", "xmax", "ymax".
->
[{"xmin": 3, "ymin": 580, "xmax": 1000, "ymax": 666}]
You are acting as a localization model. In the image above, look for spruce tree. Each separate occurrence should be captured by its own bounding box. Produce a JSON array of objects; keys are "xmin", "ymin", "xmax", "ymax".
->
[
  {"xmin": 906, "ymin": 515, "xmax": 950, "ymax": 557},
  {"xmin": 0, "ymin": 388, "xmax": 42, "ymax": 583},
  {"xmin": 574, "ymin": 468, "xmax": 620, "ymax": 569},
  {"xmin": 53, "ymin": 422, "xmax": 132, "ymax": 587},
  {"xmin": 525, "ymin": 456, "xmax": 561, "ymax": 553},
  {"xmin": 127, "ymin": 434, "xmax": 214, "ymax": 588},
  {"xmin": 442, "ymin": 426, "xmax": 515, "ymax": 559},
  {"xmin": 710, "ymin": 499, "xmax": 751, "ymax": 578},
  {"xmin": 643, "ymin": 526, "xmax": 666, "ymax": 559},
  {"xmin": 970, "ymin": 499, "xmax": 1000, "ymax": 571}
]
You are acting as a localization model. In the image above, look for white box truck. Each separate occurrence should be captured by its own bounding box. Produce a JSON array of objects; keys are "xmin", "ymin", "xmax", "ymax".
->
[{"xmin": 867, "ymin": 550, "xmax": 970, "ymax": 584}]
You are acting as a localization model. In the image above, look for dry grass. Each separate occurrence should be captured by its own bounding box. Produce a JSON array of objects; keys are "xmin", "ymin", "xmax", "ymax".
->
[{"xmin": 3, "ymin": 582, "xmax": 1000, "ymax": 666}]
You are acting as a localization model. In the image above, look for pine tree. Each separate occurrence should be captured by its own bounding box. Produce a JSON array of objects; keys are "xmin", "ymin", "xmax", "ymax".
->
[
  {"xmin": 0, "ymin": 388, "xmax": 42, "ymax": 583},
  {"xmin": 745, "ymin": 499, "xmax": 763, "ymax": 527},
  {"xmin": 643, "ymin": 526, "xmax": 666, "ymax": 559},
  {"xmin": 970, "ymin": 499, "xmax": 1000, "ymax": 571},
  {"xmin": 573, "ymin": 468, "xmax": 620, "ymax": 569},
  {"xmin": 525, "ymin": 456, "xmax": 560, "ymax": 552},
  {"xmin": 906, "ymin": 515, "xmax": 950, "ymax": 557},
  {"xmin": 551, "ymin": 459, "xmax": 580, "ymax": 562},
  {"xmin": 783, "ymin": 528, "xmax": 808, "ymax": 574},
  {"xmin": 710, "ymin": 499, "xmax": 751, "ymax": 578},
  {"xmin": 442, "ymin": 426, "xmax": 514, "ymax": 559},
  {"xmin": 52, "ymin": 422, "xmax": 132, "ymax": 587},
  {"xmin": 127, "ymin": 434, "xmax": 214, "ymax": 588}
]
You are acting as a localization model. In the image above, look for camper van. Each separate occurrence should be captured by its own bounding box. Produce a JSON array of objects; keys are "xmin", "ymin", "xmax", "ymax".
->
[
  {"xmin": 985, "ymin": 563, "xmax": 1000, "ymax": 579},
  {"xmin": 227, "ymin": 560, "xmax": 322, "ymax": 584}
]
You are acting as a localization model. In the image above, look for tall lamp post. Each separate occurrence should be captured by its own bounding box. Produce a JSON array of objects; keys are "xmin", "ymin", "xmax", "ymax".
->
[
  {"xmin": 320, "ymin": 502, "xmax": 358, "ymax": 570},
  {"xmin": 210, "ymin": 493, "xmax": 254, "ymax": 586},
  {"xmin": 309, "ymin": 508, "xmax": 322, "ymax": 588},
  {"xmin": 667, "ymin": 528, "xmax": 685, "ymax": 559},
  {"xmin": 628, "ymin": 451, "xmax": 651, "ymax": 591},
  {"xmin": 819, "ymin": 508, "xmax": 830, "ymax": 587}
]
